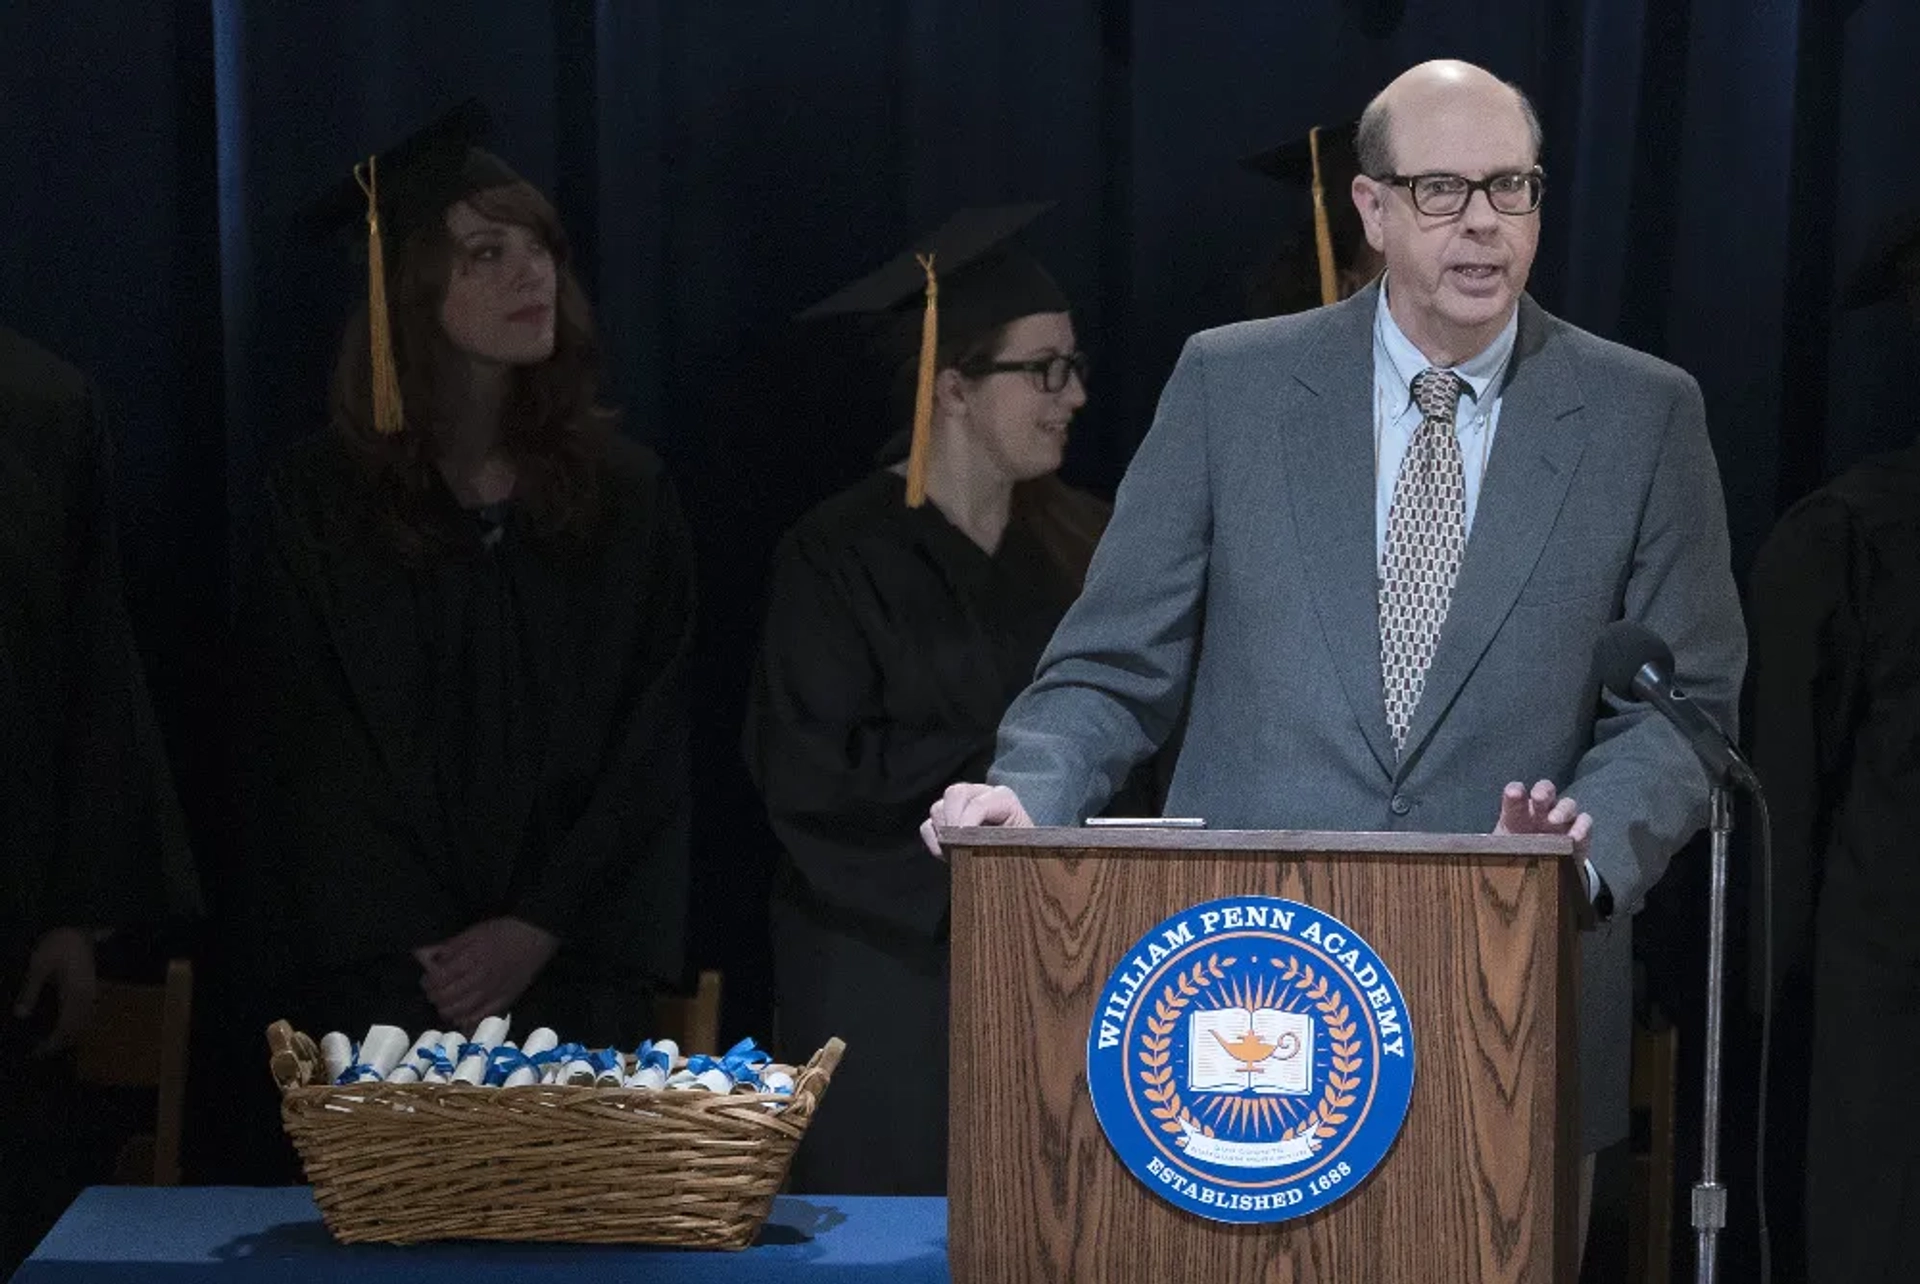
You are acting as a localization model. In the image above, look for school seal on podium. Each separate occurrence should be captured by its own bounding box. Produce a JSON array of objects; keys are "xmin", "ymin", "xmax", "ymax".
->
[{"xmin": 1086, "ymin": 895, "xmax": 1416, "ymax": 1223}]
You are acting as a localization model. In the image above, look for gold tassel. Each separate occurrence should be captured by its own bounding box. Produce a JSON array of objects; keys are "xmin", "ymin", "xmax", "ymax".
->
[
  {"xmin": 1308, "ymin": 126, "xmax": 1338, "ymax": 307},
  {"xmin": 354, "ymin": 157, "xmax": 405, "ymax": 435},
  {"xmin": 904, "ymin": 252, "xmax": 938, "ymax": 508}
]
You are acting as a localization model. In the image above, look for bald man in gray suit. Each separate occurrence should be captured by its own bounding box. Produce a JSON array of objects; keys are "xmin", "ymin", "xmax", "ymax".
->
[{"xmin": 926, "ymin": 60, "xmax": 1746, "ymax": 1234}]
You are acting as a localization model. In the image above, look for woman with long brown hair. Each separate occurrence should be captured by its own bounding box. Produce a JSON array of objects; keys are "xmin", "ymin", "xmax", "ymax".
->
[{"xmin": 235, "ymin": 102, "xmax": 692, "ymax": 1051}]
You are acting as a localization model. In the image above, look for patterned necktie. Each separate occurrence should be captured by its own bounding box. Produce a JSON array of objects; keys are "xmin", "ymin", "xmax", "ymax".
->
[{"xmin": 1379, "ymin": 368, "xmax": 1467, "ymax": 757}]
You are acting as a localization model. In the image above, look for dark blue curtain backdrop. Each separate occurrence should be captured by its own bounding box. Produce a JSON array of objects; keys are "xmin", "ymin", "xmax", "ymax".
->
[
  {"xmin": 0, "ymin": 0, "xmax": 227, "ymax": 845},
  {"xmin": 3, "ymin": 1, "xmax": 1915, "ymax": 1271}
]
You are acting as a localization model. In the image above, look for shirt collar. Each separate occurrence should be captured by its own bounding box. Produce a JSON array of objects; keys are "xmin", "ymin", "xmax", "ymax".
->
[{"xmin": 1374, "ymin": 275, "xmax": 1519, "ymax": 410}]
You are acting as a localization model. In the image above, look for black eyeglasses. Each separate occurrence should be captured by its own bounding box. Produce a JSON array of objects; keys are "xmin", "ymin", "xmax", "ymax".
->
[
  {"xmin": 958, "ymin": 351, "xmax": 1090, "ymax": 394},
  {"xmin": 1374, "ymin": 168, "xmax": 1544, "ymax": 217}
]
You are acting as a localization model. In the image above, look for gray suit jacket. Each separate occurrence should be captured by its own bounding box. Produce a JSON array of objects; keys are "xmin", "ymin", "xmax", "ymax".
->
[{"xmin": 988, "ymin": 284, "xmax": 1747, "ymax": 1150}]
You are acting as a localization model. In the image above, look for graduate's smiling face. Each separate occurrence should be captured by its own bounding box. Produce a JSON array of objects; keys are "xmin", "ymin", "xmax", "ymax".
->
[
  {"xmin": 949, "ymin": 312, "xmax": 1086, "ymax": 482},
  {"xmin": 437, "ymin": 198, "xmax": 559, "ymax": 367}
]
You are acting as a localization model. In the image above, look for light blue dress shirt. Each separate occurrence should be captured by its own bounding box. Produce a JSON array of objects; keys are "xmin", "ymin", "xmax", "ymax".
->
[{"xmin": 1371, "ymin": 277, "xmax": 1519, "ymax": 560}]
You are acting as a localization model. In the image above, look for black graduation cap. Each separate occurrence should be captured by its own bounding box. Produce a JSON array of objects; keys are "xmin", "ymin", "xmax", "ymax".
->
[
  {"xmin": 311, "ymin": 99, "xmax": 524, "ymax": 434},
  {"xmin": 1841, "ymin": 204, "xmax": 1920, "ymax": 309},
  {"xmin": 1240, "ymin": 118, "xmax": 1376, "ymax": 309},
  {"xmin": 1241, "ymin": 119, "xmax": 1362, "ymax": 189},
  {"xmin": 310, "ymin": 98, "xmax": 522, "ymax": 256},
  {"xmin": 797, "ymin": 203, "xmax": 1069, "ymax": 507}
]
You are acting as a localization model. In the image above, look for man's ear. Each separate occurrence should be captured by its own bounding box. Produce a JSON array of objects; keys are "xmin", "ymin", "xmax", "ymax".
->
[{"xmin": 1352, "ymin": 174, "xmax": 1387, "ymax": 255}]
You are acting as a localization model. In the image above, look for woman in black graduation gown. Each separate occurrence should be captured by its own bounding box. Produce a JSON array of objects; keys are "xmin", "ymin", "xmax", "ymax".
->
[
  {"xmin": 236, "ymin": 102, "xmax": 691, "ymax": 1051},
  {"xmin": 744, "ymin": 206, "xmax": 1113, "ymax": 1194}
]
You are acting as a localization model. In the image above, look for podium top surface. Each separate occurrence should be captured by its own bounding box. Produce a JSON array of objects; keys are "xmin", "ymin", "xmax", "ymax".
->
[{"xmin": 938, "ymin": 825, "xmax": 1574, "ymax": 857}]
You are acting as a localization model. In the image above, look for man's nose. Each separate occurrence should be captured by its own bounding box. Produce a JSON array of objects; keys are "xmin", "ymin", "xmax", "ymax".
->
[{"xmin": 1459, "ymin": 187, "xmax": 1502, "ymax": 232}]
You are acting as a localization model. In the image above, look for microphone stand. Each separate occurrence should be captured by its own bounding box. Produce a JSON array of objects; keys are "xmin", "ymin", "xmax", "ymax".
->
[{"xmin": 1692, "ymin": 784, "xmax": 1732, "ymax": 1283}]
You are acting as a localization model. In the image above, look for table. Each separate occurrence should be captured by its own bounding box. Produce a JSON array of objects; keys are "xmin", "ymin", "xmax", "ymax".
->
[{"xmin": 14, "ymin": 1187, "xmax": 950, "ymax": 1282}]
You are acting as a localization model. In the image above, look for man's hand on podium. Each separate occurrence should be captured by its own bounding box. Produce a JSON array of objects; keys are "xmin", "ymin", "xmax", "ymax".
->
[
  {"xmin": 1492, "ymin": 779, "xmax": 1593, "ymax": 861},
  {"xmin": 920, "ymin": 783, "xmax": 1034, "ymax": 858}
]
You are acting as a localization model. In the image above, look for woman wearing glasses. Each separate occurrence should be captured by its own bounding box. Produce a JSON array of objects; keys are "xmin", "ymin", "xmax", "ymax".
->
[{"xmin": 744, "ymin": 206, "xmax": 1109, "ymax": 1194}]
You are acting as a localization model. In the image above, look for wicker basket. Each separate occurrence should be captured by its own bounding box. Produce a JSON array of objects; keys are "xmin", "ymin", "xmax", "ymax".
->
[{"xmin": 267, "ymin": 1022, "xmax": 844, "ymax": 1248}]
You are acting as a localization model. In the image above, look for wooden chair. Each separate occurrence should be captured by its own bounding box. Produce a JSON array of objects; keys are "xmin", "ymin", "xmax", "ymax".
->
[
  {"xmin": 655, "ymin": 969, "xmax": 722, "ymax": 1054},
  {"xmin": 1627, "ymin": 1006, "xmax": 1679, "ymax": 1284},
  {"xmin": 72, "ymin": 957, "xmax": 193, "ymax": 1185}
]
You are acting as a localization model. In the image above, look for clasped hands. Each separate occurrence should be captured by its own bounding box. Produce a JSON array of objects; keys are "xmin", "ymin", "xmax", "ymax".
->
[{"xmin": 413, "ymin": 916, "xmax": 558, "ymax": 1032}]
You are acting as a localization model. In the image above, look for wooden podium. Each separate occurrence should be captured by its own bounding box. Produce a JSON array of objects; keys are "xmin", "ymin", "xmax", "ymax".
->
[{"xmin": 945, "ymin": 826, "xmax": 1584, "ymax": 1284}]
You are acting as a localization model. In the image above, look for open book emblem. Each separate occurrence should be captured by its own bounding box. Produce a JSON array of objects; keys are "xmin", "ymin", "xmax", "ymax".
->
[{"xmin": 1191, "ymin": 1008, "xmax": 1312, "ymax": 1095}]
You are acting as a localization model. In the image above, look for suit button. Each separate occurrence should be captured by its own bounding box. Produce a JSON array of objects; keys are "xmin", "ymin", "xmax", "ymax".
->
[{"xmin": 1390, "ymin": 795, "xmax": 1412, "ymax": 816}]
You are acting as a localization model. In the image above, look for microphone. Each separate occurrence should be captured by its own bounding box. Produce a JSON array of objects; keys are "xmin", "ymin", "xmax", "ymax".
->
[
  {"xmin": 1595, "ymin": 621, "xmax": 1757, "ymax": 791},
  {"xmin": 1598, "ymin": 620, "xmax": 1776, "ymax": 1282}
]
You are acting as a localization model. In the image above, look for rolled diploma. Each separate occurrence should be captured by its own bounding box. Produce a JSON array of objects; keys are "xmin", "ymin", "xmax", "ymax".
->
[
  {"xmin": 562, "ymin": 1052, "xmax": 600, "ymax": 1086},
  {"xmin": 422, "ymin": 1031, "xmax": 465, "ymax": 1083},
  {"xmin": 453, "ymin": 1015, "xmax": 512, "ymax": 1085},
  {"xmin": 762, "ymin": 1069, "xmax": 796, "ymax": 1095},
  {"xmin": 625, "ymin": 1065, "xmax": 668, "ymax": 1090},
  {"xmin": 504, "ymin": 1027, "xmax": 558, "ymax": 1087},
  {"xmin": 320, "ymin": 1032, "xmax": 354, "ymax": 1084},
  {"xmin": 592, "ymin": 1050, "xmax": 627, "ymax": 1087},
  {"xmin": 358, "ymin": 1025, "xmax": 411, "ymax": 1080},
  {"xmin": 385, "ymin": 1030, "xmax": 443, "ymax": 1084}
]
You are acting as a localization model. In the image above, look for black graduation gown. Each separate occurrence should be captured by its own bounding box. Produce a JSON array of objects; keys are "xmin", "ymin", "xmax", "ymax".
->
[
  {"xmin": 0, "ymin": 327, "xmax": 199, "ymax": 1269},
  {"xmin": 0, "ymin": 327, "xmax": 198, "ymax": 992},
  {"xmin": 744, "ymin": 470, "xmax": 1103, "ymax": 1194},
  {"xmin": 1748, "ymin": 441, "xmax": 1920, "ymax": 1281},
  {"xmin": 234, "ymin": 434, "xmax": 693, "ymax": 1050}
]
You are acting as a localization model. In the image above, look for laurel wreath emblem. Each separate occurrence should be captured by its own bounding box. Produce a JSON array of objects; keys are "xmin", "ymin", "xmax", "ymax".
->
[
  {"xmin": 1139, "ymin": 955, "xmax": 1231, "ymax": 1141},
  {"xmin": 1135, "ymin": 952, "xmax": 1360, "ymax": 1153},
  {"xmin": 1276, "ymin": 957, "xmax": 1360, "ymax": 1146}
]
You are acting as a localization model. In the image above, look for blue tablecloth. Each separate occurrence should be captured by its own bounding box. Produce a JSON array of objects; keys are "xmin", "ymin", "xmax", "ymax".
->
[{"xmin": 14, "ymin": 1187, "xmax": 950, "ymax": 1282}]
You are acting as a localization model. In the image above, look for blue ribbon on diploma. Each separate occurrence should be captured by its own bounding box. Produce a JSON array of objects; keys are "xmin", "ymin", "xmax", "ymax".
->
[
  {"xmin": 722, "ymin": 1037, "xmax": 771, "ymax": 1068},
  {"xmin": 688, "ymin": 1038, "xmax": 773, "ymax": 1090},
  {"xmin": 635, "ymin": 1039, "xmax": 672, "ymax": 1074},
  {"xmin": 333, "ymin": 1041, "xmax": 376, "ymax": 1084},
  {"xmin": 472, "ymin": 1044, "xmax": 584, "ymax": 1086},
  {"xmin": 482, "ymin": 1047, "xmax": 531, "ymax": 1086},
  {"xmin": 536, "ymin": 1042, "xmax": 589, "ymax": 1081},
  {"xmin": 587, "ymin": 1048, "xmax": 624, "ymax": 1078}
]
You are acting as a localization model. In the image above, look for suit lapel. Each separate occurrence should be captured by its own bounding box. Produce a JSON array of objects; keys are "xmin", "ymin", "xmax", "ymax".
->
[
  {"xmin": 1396, "ymin": 297, "xmax": 1590, "ymax": 772},
  {"xmin": 1282, "ymin": 285, "xmax": 1396, "ymax": 777}
]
